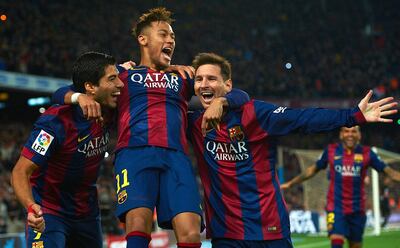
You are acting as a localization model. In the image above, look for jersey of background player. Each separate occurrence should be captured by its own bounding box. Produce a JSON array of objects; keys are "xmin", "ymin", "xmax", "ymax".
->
[
  {"xmin": 116, "ymin": 65, "xmax": 193, "ymax": 154},
  {"xmin": 188, "ymin": 100, "xmax": 366, "ymax": 241},
  {"xmin": 316, "ymin": 143, "xmax": 386, "ymax": 214},
  {"xmin": 21, "ymin": 105, "xmax": 110, "ymax": 220}
]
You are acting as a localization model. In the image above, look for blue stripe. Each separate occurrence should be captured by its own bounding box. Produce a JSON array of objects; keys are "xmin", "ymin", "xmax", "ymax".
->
[{"xmin": 352, "ymin": 145, "xmax": 363, "ymax": 212}]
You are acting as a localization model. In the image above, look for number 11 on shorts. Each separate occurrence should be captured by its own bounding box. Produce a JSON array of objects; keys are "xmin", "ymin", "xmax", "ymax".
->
[{"xmin": 116, "ymin": 169, "xmax": 130, "ymax": 193}]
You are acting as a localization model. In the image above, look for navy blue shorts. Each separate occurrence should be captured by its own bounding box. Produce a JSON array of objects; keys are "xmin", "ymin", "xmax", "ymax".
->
[
  {"xmin": 25, "ymin": 213, "xmax": 102, "ymax": 248},
  {"xmin": 326, "ymin": 211, "xmax": 366, "ymax": 242},
  {"xmin": 211, "ymin": 238, "xmax": 293, "ymax": 248},
  {"xmin": 114, "ymin": 146, "xmax": 203, "ymax": 229}
]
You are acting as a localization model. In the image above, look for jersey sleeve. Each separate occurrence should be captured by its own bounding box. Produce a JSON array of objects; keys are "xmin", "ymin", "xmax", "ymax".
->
[
  {"xmin": 369, "ymin": 149, "xmax": 387, "ymax": 172},
  {"xmin": 225, "ymin": 88, "xmax": 250, "ymax": 109},
  {"xmin": 21, "ymin": 114, "xmax": 65, "ymax": 167},
  {"xmin": 51, "ymin": 84, "xmax": 76, "ymax": 105},
  {"xmin": 316, "ymin": 148, "xmax": 329, "ymax": 170},
  {"xmin": 253, "ymin": 100, "xmax": 366, "ymax": 136},
  {"xmin": 187, "ymin": 110, "xmax": 202, "ymax": 141}
]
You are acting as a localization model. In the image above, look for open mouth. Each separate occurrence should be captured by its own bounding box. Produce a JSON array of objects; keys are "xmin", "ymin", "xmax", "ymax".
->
[
  {"xmin": 161, "ymin": 47, "xmax": 173, "ymax": 60},
  {"xmin": 111, "ymin": 91, "xmax": 121, "ymax": 100},
  {"xmin": 200, "ymin": 91, "xmax": 214, "ymax": 104}
]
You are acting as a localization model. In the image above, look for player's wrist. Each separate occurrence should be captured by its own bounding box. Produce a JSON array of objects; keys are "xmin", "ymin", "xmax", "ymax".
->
[
  {"xmin": 27, "ymin": 203, "xmax": 35, "ymax": 214},
  {"xmin": 71, "ymin": 93, "xmax": 82, "ymax": 104}
]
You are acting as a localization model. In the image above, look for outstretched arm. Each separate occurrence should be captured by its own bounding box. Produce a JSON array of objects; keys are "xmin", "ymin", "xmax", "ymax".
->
[
  {"xmin": 383, "ymin": 166, "xmax": 400, "ymax": 182},
  {"xmin": 280, "ymin": 164, "xmax": 321, "ymax": 190},
  {"xmin": 11, "ymin": 156, "xmax": 45, "ymax": 232}
]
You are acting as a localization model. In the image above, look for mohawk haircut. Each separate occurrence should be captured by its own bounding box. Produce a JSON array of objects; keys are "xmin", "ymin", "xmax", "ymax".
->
[
  {"xmin": 192, "ymin": 53, "xmax": 232, "ymax": 81},
  {"xmin": 132, "ymin": 7, "xmax": 175, "ymax": 38}
]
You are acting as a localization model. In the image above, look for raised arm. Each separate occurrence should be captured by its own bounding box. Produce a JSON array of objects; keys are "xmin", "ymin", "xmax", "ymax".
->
[
  {"xmin": 11, "ymin": 156, "xmax": 45, "ymax": 232},
  {"xmin": 383, "ymin": 166, "xmax": 400, "ymax": 182},
  {"xmin": 280, "ymin": 164, "xmax": 321, "ymax": 190}
]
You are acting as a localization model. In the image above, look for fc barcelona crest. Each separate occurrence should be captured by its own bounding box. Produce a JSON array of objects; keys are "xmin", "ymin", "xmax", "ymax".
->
[
  {"xmin": 32, "ymin": 241, "xmax": 44, "ymax": 248},
  {"xmin": 354, "ymin": 154, "xmax": 363, "ymax": 163},
  {"xmin": 228, "ymin": 126, "xmax": 244, "ymax": 141},
  {"xmin": 118, "ymin": 190, "xmax": 128, "ymax": 204}
]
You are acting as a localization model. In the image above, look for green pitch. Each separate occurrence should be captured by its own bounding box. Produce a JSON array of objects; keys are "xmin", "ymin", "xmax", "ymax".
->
[{"xmin": 292, "ymin": 229, "xmax": 400, "ymax": 248}]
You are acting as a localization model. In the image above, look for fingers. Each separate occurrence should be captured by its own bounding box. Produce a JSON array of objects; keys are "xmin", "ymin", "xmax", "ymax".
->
[
  {"xmin": 374, "ymin": 96, "xmax": 395, "ymax": 107},
  {"xmin": 79, "ymin": 98, "xmax": 102, "ymax": 119},
  {"xmin": 27, "ymin": 212, "xmax": 45, "ymax": 233},
  {"xmin": 362, "ymin": 90, "xmax": 373, "ymax": 104},
  {"xmin": 380, "ymin": 109, "xmax": 398, "ymax": 117},
  {"xmin": 120, "ymin": 60, "xmax": 136, "ymax": 70},
  {"xmin": 378, "ymin": 117, "xmax": 394, "ymax": 123},
  {"xmin": 380, "ymin": 101, "xmax": 398, "ymax": 111}
]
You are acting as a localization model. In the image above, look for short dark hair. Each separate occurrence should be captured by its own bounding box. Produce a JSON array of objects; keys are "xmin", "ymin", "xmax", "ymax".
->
[
  {"xmin": 132, "ymin": 7, "xmax": 174, "ymax": 38},
  {"xmin": 72, "ymin": 51, "xmax": 116, "ymax": 93},
  {"xmin": 192, "ymin": 53, "xmax": 232, "ymax": 81}
]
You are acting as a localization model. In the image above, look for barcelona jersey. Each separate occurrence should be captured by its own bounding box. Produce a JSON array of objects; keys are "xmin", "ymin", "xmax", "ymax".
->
[
  {"xmin": 21, "ymin": 105, "xmax": 110, "ymax": 220},
  {"xmin": 116, "ymin": 65, "xmax": 193, "ymax": 154},
  {"xmin": 188, "ymin": 99, "xmax": 366, "ymax": 240},
  {"xmin": 316, "ymin": 143, "xmax": 386, "ymax": 214}
]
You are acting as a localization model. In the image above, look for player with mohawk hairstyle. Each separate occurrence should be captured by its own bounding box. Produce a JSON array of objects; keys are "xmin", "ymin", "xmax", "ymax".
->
[{"xmin": 52, "ymin": 7, "xmax": 249, "ymax": 248}]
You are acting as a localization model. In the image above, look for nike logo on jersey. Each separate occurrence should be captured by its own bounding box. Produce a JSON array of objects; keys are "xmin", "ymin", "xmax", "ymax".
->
[
  {"xmin": 334, "ymin": 156, "xmax": 342, "ymax": 160},
  {"xmin": 78, "ymin": 134, "xmax": 90, "ymax": 143}
]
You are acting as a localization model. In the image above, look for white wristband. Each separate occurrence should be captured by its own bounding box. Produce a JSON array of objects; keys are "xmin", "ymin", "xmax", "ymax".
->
[{"xmin": 71, "ymin": 93, "xmax": 81, "ymax": 104}]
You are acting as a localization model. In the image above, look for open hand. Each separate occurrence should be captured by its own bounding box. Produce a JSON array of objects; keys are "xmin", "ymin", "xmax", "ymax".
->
[{"xmin": 358, "ymin": 90, "xmax": 398, "ymax": 123}]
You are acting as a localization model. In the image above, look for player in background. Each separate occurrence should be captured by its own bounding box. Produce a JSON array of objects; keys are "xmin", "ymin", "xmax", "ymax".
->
[
  {"xmin": 187, "ymin": 52, "xmax": 398, "ymax": 248},
  {"xmin": 51, "ymin": 8, "xmax": 249, "ymax": 248},
  {"xmin": 11, "ymin": 52, "xmax": 123, "ymax": 247},
  {"xmin": 281, "ymin": 126, "xmax": 400, "ymax": 248}
]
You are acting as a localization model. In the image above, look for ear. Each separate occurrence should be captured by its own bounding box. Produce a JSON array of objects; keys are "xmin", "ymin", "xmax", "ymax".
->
[
  {"xmin": 138, "ymin": 34, "xmax": 147, "ymax": 46},
  {"xmin": 84, "ymin": 82, "xmax": 96, "ymax": 95},
  {"xmin": 224, "ymin": 79, "xmax": 233, "ymax": 92}
]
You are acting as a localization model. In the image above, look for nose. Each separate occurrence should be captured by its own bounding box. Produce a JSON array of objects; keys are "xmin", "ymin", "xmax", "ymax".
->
[{"xmin": 115, "ymin": 77, "xmax": 124, "ymax": 88}]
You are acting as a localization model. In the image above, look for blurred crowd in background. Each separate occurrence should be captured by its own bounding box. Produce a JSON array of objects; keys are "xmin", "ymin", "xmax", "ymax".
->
[
  {"xmin": 1, "ymin": 0, "xmax": 400, "ymax": 98},
  {"xmin": 0, "ymin": 0, "xmax": 399, "ymax": 235}
]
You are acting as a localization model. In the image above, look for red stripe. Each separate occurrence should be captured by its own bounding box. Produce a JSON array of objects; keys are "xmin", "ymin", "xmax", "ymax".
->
[
  {"xmin": 126, "ymin": 231, "xmax": 151, "ymax": 240},
  {"xmin": 326, "ymin": 144, "xmax": 337, "ymax": 212},
  {"xmin": 146, "ymin": 71, "xmax": 168, "ymax": 146},
  {"xmin": 216, "ymin": 122, "xmax": 244, "ymax": 239},
  {"xmin": 242, "ymin": 103, "xmax": 283, "ymax": 240},
  {"xmin": 342, "ymin": 150, "xmax": 354, "ymax": 214},
  {"xmin": 354, "ymin": 111, "xmax": 366, "ymax": 124},
  {"xmin": 117, "ymin": 71, "xmax": 131, "ymax": 150}
]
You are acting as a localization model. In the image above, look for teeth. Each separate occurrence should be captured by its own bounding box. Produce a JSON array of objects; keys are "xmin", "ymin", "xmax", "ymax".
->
[{"xmin": 112, "ymin": 92, "xmax": 121, "ymax": 96}]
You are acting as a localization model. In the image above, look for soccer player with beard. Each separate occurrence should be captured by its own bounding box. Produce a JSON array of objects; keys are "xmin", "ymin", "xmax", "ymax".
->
[
  {"xmin": 187, "ymin": 52, "xmax": 398, "ymax": 248},
  {"xmin": 52, "ymin": 8, "xmax": 249, "ymax": 248},
  {"xmin": 281, "ymin": 126, "xmax": 400, "ymax": 248},
  {"xmin": 11, "ymin": 52, "xmax": 123, "ymax": 247}
]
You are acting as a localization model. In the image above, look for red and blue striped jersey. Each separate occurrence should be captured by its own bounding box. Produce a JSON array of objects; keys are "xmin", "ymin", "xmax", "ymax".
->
[
  {"xmin": 316, "ymin": 143, "xmax": 386, "ymax": 214},
  {"xmin": 116, "ymin": 65, "xmax": 193, "ymax": 153},
  {"xmin": 21, "ymin": 105, "xmax": 110, "ymax": 220},
  {"xmin": 188, "ymin": 99, "xmax": 366, "ymax": 240}
]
